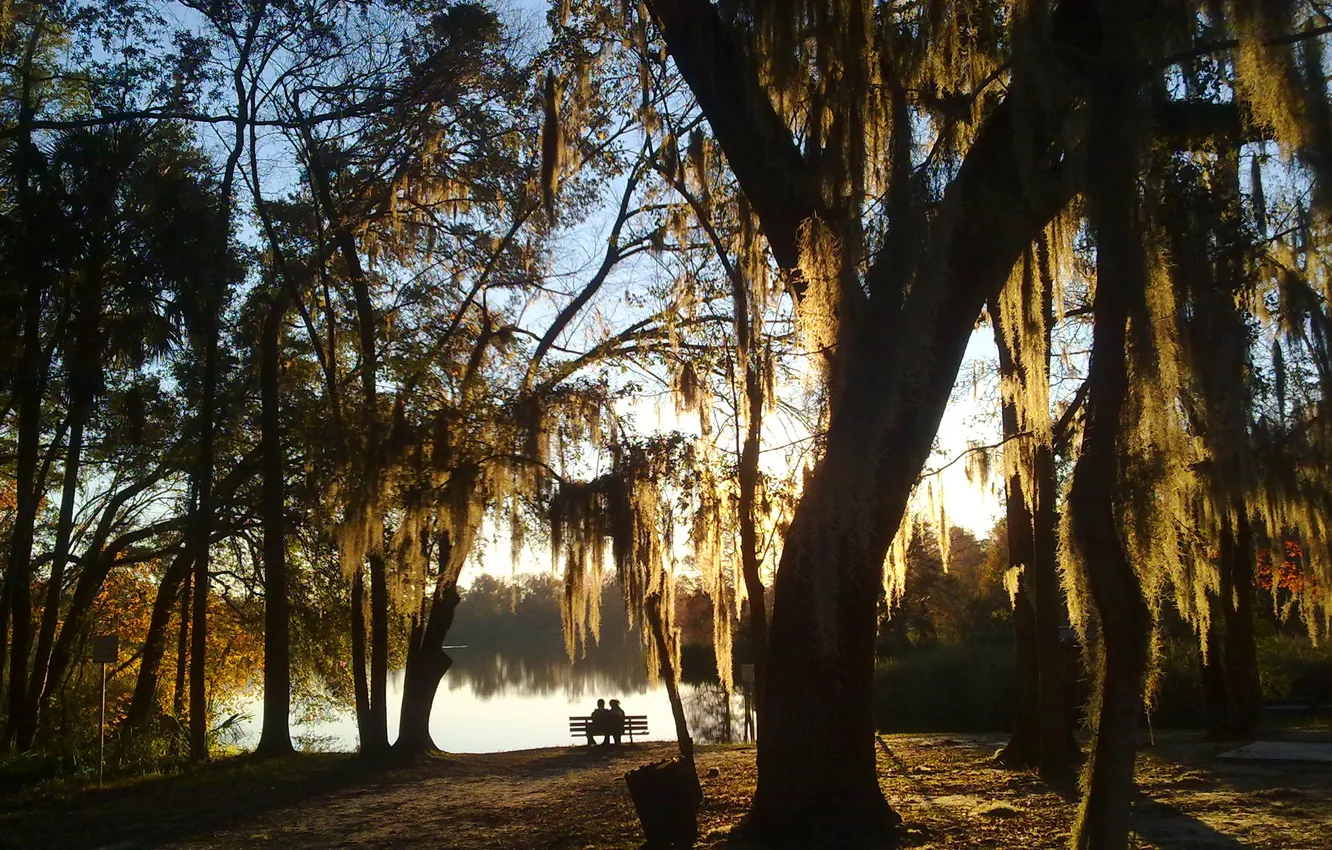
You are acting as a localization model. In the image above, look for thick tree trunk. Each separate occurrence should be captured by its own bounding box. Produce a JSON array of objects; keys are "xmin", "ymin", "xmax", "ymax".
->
[
  {"xmin": 396, "ymin": 513, "xmax": 477, "ymax": 754},
  {"xmin": 745, "ymin": 110, "xmax": 1068, "ymax": 844},
  {"xmin": 1220, "ymin": 511, "xmax": 1261, "ymax": 735},
  {"xmin": 1006, "ymin": 579, "xmax": 1042, "ymax": 766},
  {"xmin": 395, "ymin": 581, "xmax": 461, "ymax": 754},
  {"xmin": 751, "ymin": 512, "xmax": 896, "ymax": 842},
  {"xmin": 257, "ymin": 291, "xmax": 293, "ymax": 757},
  {"xmin": 3, "ymin": 257, "xmax": 45, "ymax": 751},
  {"xmin": 1202, "ymin": 512, "xmax": 1261, "ymax": 739},
  {"xmin": 1032, "ymin": 439, "xmax": 1074, "ymax": 777},
  {"xmin": 351, "ymin": 567, "xmax": 372, "ymax": 752},
  {"xmin": 1199, "ymin": 590, "xmax": 1233, "ymax": 740},
  {"xmin": 994, "ymin": 314, "xmax": 1040, "ymax": 767},
  {"xmin": 992, "ymin": 287, "xmax": 1073, "ymax": 777},
  {"xmin": 643, "ymin": 2, "xmax": 1090, "ymax": 841},
  {"xmin": 1069, "ymin": 19, "xmax": 1153, "ymax": 846},
  {"xmin": 124, "ymin": 551, "xmax": 193, "ymax": 733},
  {"xmin": 189, "ymin": 324, "xmax": 218, "ymax": 762},
  {"xmin": 1068, "ymin": 329, "xmax": 1151, "ymax": 850}
]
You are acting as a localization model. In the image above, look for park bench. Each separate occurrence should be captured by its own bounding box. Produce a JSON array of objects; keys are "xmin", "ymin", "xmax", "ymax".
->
[{"xmin": 569, "ymin": 714, "xmax": 648, "ymax": 743}]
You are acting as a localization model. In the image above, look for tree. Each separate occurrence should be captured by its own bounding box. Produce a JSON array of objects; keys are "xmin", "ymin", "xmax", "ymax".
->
[
  {"xmin": 1, "ymin": 5, "xmax": 66, "ymax": 749},
  {"xmin": 630, "ymin": 0, "xmax": 1084, "ymax": 838},
  {"xmin": 18, "ymin": 122, "xmax": 218, "ymax": 748},
  {"xmin": 990, "ymin": 237, "xmax": 1080, "ymax": 777},
  {"xmin": 255, "ymin": 286, "xmax": 293, "ymax": 756}
]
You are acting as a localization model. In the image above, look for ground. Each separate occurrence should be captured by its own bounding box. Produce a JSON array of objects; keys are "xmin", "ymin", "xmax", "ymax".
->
[{"xmin": 2, "ymin": 733, "xmax": 1328, "ymax": 849}]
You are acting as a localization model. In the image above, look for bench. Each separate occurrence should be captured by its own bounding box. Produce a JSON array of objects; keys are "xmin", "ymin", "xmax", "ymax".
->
[{"xmin": 569, "ymin": 714, "xmax": 648, "ymax": 743}]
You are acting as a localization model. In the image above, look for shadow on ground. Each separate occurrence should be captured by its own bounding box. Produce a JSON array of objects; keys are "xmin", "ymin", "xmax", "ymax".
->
[
  {"xmin": 1, "ymin": 734, "xmax": 1326, "ymax": 849},
  {"xmin": 0, "ymin": 753, "xmax": 406, "ymax": 849}
]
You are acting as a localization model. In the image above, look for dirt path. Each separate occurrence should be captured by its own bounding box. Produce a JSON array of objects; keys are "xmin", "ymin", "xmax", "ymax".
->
[{"xmin": 2, "ymin": 733, "xmax": 1327, "ymax": 849}]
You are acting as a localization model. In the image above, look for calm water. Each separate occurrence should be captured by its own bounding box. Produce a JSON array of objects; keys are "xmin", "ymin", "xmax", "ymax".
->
[{"xmin": 233, "ymin": 647, "xmax": 754, "ymax": 753}]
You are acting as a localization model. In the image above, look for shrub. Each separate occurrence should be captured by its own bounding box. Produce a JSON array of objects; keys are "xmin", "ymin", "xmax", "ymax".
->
[
  {"xmin": 1148, "ymin": 633, "xmax": 1332, "ymax": 728},
  {"xmin": 873, "ymin": 643, "xmax": 1015, "ymax": 733}
]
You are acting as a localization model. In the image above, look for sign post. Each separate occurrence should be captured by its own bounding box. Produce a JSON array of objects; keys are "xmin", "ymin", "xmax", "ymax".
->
[{"xmin": 91, "ymin": 635, "xmax": 119, "ymax": 786}]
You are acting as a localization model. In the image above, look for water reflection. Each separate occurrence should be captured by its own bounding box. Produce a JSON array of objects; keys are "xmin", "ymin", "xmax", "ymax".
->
[
  {"xmin": 683, "ymin": 681, "xmax": 753, "ymax": 745},
  {"xmin": 236, "ymin": 577, "xmax": 754, "ymax": 751},
  {"xmin": 443, "ymin": 638, "xmax": 653, "ymax": 701},
  {"xmin": 238, "ymin": 644, "xmax": 753, "ymax": 752}
]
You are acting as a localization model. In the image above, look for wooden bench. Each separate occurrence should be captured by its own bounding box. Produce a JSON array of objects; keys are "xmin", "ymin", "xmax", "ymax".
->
[{"xmin": 569, "ymin": 714, "xmax": 648, "ymax": 743}]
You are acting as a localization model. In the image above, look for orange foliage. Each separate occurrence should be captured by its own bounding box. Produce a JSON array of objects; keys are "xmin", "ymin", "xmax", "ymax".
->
[
  {"xmin": 31, "ymin": 562, "xmax": 264, "ymax": 734},
  {"xmin": 1255, "ymin": 540, "xmax": 1320, "ymax": 595}
]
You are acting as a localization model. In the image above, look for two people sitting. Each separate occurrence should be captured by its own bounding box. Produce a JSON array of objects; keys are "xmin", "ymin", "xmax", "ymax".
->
[{"xmin": 586, "ymin": 698, "xmax": 626, "ymax": 746}]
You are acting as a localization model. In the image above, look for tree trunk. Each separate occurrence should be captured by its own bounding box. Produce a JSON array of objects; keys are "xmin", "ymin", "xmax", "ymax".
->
[
  {"xmin": 27, "ymin": 229, "xmax": 105, "ymax": 747},
  {"xmin": 366, "ymin": 553, "xmax": 389, "ymax": 755},
  {"xmin": 24, "ymin": 399, "xmax": 89, "ymax": 748},
  {"xmin": 993, "ymin": 312, "xmax": 1040, "ymax": 768},
  {"xmin": 173, "ymin": 573, "xmax": 190, "ymax": 758},
  {"xmin": 746, "ymin": 104, "xmax": 1067, "ymax": 840},
  {"xmin": 750, "ymin": 514, "xmax": 897, "ymax": 842},
  {"xmin": 1220, "ymin": 510, "xmax": 1261, "ymax": 735},
  {"xmin": 184, "ymin": 5, "xmax": 252, "ymax": 759},
  {"xmin": 992, "ymin": 281, "xmax": 1073, "ymax": 777},
  {"xmin": 189, "ymin": 322, "xmax": 218, "ymax": 762},
  {"xmin": 0, "ymin": 586, "xmax": 10, "ymax": 711},
  {"xmin": 641, "ymin": 2, "xmax": 1090, "ymax": 841},
  {"xmin": 1032, "ymin": 438, "xmax": 1074, "ymax": 777},
  {"xmin": 123, "ymin": 550, "xmax": 193, "ymax": 733},
  {"xmin": 41, "ymin": 544, "xmax": 115, "ymax": 721},
  {"xmin": 2, "ymin": 22, "xmax": 47, "ymax": 752},
  {"xmin": 306, "ymin": 139, "xmax": 388, "ymax": 758},
  {"xmin": 1006, "ymin": 579, "xmax": 1042, "ymax": 767},
  {"xmin": 646, "ymin": 592, "xmax": 702, "ymax": 807},
  {"xmin": 1069, "ymin": 19, "xmax": 1153, "ymax": 846},
  {"xmin": 3, "ymin": 277, "xmax": 44, "ymax": 751},
  {"xmin": 737, "ymin": 350, "xmax": 768, "ymax": 714},
  {"xmin": 396, "ymin": 510, "xmax": 477, "ymax": 755},
  {"xmin": 256, "ymin": 291, "xmax": 293, "ymax": 757},
  {"xmin": 1199, "ymin": 590, "xmax": 1233, "ymax": 740},
  {"xmin": 351, "ymin": 566, "xmax": 372, "ymax": 752},
  {"xmin": 395, "ymin": 581, "xmax": 461, "ymax": 754}
]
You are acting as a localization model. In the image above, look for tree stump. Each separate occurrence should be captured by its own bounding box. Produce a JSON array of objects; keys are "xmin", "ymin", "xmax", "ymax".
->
[{"xmin": 624, "ymin": 758, "xmax": 702, "ymax": 847}]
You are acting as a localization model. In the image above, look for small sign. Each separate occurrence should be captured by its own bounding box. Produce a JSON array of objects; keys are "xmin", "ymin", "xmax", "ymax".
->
[
  {"xmin": 91, "ymin": 635, "xmax": 119, "ymax": 664},
  {"xmin": 740, "ymin": 663, "xmax": 755, "ymax": 688}
]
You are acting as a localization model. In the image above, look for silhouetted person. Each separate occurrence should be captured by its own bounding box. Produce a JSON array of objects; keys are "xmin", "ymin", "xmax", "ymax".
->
[
  {"xmin": 608, "ymin": 699, "xmax": 626, "ymax": 745},
  {"xmin": 588, "ymin": 698, "xmax": 611, "ymax": 746}
]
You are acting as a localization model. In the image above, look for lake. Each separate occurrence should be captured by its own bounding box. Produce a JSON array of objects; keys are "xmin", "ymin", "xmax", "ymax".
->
[{"xmin": 233, "ymin": 644, "xmax": 755, "ymax": 753}]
